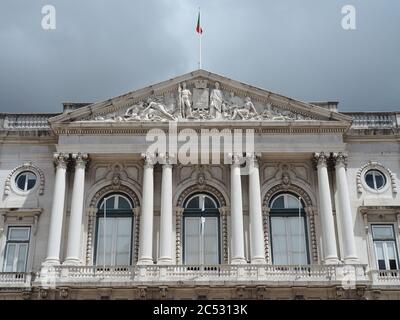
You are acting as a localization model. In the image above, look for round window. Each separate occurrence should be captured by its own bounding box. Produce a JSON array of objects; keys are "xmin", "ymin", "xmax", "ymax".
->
[
  {"xmin": 365, "ymin": 170, "xmax": 386, "ymax": 190},
  {"xmin": 15, "ymin": 171, "xmax": 37, "ymax": 191}
]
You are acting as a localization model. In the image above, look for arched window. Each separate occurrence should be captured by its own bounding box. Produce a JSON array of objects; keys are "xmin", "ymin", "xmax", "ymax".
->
[
  {"xmin": 183, "ymin": 193, "xmax": 220, "ymax": 265},
  {"xmin": 269, "ymin": 193, "xmax": 309, "ymax": 265},
  {"xmin": 95, "ymin": 193, "xmax": 133, "ymax": 266}
]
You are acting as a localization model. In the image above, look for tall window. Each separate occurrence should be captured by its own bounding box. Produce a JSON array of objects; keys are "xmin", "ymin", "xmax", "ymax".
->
[
  {"xmin": 3, "ymin": 227, "xmax": 30, "ymax": 272},
  {"xmin": 95, "ymin": 193, "xmax": 133, "ymax": 266},
  {"xmin": 269, "ymin": 193, "xmax": 309, "ymax": 265},
  {"xmin": 183, "ymin": 193, "xmax": 220, "ymax": 265},
  {"xmin": 372, "ymin": 225, "xmax": 399, "ymax": 270}
]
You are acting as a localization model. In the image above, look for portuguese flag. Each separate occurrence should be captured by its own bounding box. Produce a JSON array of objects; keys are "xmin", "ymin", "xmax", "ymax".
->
[{"xmin": 196, "ymin": 11, "xmax": 203, "ymax": 34}]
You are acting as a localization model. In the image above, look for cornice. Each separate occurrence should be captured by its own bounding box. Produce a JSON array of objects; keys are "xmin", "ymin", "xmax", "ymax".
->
[{"xmin": 50, "ymin": 120, "xmax": 350, "ymax": 136}]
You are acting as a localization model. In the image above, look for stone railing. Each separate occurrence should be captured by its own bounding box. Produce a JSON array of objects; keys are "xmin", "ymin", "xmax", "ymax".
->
[
  {"xmin": 0, "ymin": 114, "xmax": 57, "ymax": 130},
  {"xmin": 3, "ymin": 265, "xmax": 400, "ymax": 288},
  {"xmin": 0, "ymin": 272, "xmax": 32, "ymax": 288},
  {"xmin": 346, "ymin": 112, "xmax": 399, "ymax": 130},
  {"xmin": 369, "ymin": 269, "xmax": 400, "ymax": 286},
  {"xmin": 29, "ymin": 264, "xmax": 370, "ymax": 286}
]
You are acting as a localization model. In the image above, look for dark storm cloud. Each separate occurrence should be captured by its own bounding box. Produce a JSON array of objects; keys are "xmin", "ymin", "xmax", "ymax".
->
[{"xmin": 0, "ymin": 0, "xmax": 399, "ymax": 113}]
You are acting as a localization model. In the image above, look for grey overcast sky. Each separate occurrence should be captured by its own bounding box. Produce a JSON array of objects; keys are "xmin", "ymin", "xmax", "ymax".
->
[{"xmin": 0, "ymin": 0, "xmax": 399, "ymax": 113}]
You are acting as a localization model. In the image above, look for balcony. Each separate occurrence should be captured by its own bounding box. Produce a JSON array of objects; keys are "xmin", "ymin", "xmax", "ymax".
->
[
  {"xmin": 369, "ymin": 270, "xmax": 400, "ymax": 287},
  {"xmin": 30, "ymin": 264, "xmax": 372, "ymax": 287},
  {"xmin": 2, "ymin": 265, "xmax": 400, "ymax": 289},
  {"xmin": 0, "ymin": 272, "xmax": 32, "ymax": 288}
]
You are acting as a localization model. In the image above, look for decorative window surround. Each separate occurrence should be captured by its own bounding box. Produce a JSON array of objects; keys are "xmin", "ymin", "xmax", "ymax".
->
[
  {"xmin": 174, "ymin": 185, "xmax": 228, "ymax": 265},
  {"xmin": 356, "ymin": 161, "xmax": 397, "ymax": 195},
  {"xmin": 4, "ymin": 162, "xmax": 45, "ymax": 196},
  {"xmin": 0, "ymin": 208, "xmax": 42, "ymax": 273},
  {"xmin": 0, "ymin": 208, "xmax": 42, "ymax": 236},
  {"xmin": 263, "ymin": 184, "xmax": 318, "ymax": 263},
  {"xmin": 360, "ymin": 206, "xmax": 400, "ymax": 272},
  {"xmin": 86, "ymin": 185, "xmax": 141, "ymax": 265}
]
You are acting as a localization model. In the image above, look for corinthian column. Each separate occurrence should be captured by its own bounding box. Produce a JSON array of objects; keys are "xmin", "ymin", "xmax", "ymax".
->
[
  {"xmin": 64, "ymin": 153, "xmax": 89, "ymax": 265},
  {"xmin": 137, "ymin": 153, "xmax": 156, "ymax": 265},
  {"xmin": 43, "ymin": 153, "xmax": 69, "ymax": 266},
  {"xmin": 158, "ymin": 153, "xmax": 174, "ymax": 265},
  {"xmin": 247, "ymin": 153, "xmax": 266, "ymax": 264},
  {"xmin": 314, "ymin": 152, "xmax": 339, "ymax": 264},
  {"xmin": 229, "ymin": 153, "xmax": 246, "ymax": 264},
  {"xmin": 333, "ymin": 152, "xmax": 359, "ymax": 264}
]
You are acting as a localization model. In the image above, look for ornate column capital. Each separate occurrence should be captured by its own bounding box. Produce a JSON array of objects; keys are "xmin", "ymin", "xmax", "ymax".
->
[
  {"xmin": 313, "ymin": 152, "xmax": 329, "ymax": 168},
  {"xmin": 332, "ymin": 152, "xmax": 348, "ymax": 168},
  {"xmin": 245, "ymin": 152, "xmax": 261, "ymax": 168},
  {"xmin": 158, "ymin": 152, "xmax": 176, "ymax": 166},
  {"xmin": 53, "ymin": 153, "xmax": 69, "ymax": 169},
  {"xmin": 141, "ymin": 152, "xmax": 157, "ymax": 168},
  {"xmin": 71, "ymin": 153, "xmax": 89, "ymax": 169},
  {"xmin": 227, "ymin": 152, "xmax": 243, "ymax": 166}
]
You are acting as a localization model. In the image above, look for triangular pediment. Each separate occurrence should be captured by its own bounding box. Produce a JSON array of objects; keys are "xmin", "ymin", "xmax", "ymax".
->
[{"xmin": 49, "ymin": 69, "xmax": 351, "ymax": 126}]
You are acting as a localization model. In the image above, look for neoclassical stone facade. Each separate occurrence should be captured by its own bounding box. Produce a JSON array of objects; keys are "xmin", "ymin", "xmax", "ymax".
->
[{"xmin": 0, "ymin": 70, "xmax": 399, "ymax": 300}]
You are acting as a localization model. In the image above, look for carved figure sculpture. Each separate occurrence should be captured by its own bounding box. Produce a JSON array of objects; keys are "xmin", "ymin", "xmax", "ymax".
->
[{"xmin": 209, "ymin": 82, "xmax": 224, "ymax": 119}]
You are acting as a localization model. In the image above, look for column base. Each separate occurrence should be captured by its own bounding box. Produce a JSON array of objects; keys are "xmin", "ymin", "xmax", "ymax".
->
[
  {"xmin": 42, "ymin": 258, "xmax": 60, "ymax": 267},
  {"xmin": 231, "ymin": 257, "xmax": 247, "ymax": 265},
  {"xmin": 137, "ymin": 257, "xmax": 154, "ymax": 265},
  {"xmin": 344, "ymin": 257, "xmax": 359, "ymax": 264},
  {"xmin": 251, "ymin": 257, "xmax": 266, "ymax": 264},
  {"xmin": 157, "ymin": 257, "xmax": 173, "ymax": 265},
  {"xmin": 62, "ymin": 258, "xmax": 82, "ymax": 266},
  {"xmin": 323, "ymin": 257, "xmax": 341, "ymax": 265}
]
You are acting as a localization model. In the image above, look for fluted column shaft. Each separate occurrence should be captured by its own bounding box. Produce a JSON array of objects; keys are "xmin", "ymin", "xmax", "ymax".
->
[
  {"xmin": 137, "ymin": 153, "xmax": 156, "ymax": 265},
  {"xmin": 230, "ymin": 153, "xmax": 246, "ymax": 264},
  {"xmin": 314, "ymin": 152, "xmax": 339, "ymax": 264},
  {"xmin": 64, "ymin": 153, "xmax": 88, "ymax": 265},
  {"xmin": 158, "ymin": 154, "xmax": 174, "ymax": 264},
  {"xmin": 43, "ymin": 153, "xmax": 69, "ymax": 266},
  {"xmin": 247, "ymin": 153, "xmax": 266, "ymax": 264},
  {"xmin": 333, "ymin": 152, "xmax": 358, "ymax": 264}
]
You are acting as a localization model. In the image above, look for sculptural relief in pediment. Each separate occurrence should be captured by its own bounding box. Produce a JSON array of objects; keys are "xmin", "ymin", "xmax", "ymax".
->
[{"xmin": 88, "ymin": 80, "xmax": 317, "ymax": 122}]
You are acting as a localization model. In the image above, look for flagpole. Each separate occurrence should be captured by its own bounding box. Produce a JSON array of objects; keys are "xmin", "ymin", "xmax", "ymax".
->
[
  {"xmin": 199, "ymin": 31, "xmax": 202, "ymax": 69},
  {"xmin": 198, "ymin": 7, "xmax": 202, "ymax": 69}
]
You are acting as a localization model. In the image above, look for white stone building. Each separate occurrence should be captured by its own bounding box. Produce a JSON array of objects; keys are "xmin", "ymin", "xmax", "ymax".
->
[{"xmin": 0, "ymin": 70, "xmax": 399, "ymax": 300}]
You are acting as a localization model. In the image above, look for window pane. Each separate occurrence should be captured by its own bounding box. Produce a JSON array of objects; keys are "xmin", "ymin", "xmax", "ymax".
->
[
  {"xmin": 389, "ymin": 260, "xmax": 397, "ymax": 270},
  {"xmin": 365, "ymin": 173, "xmax": 374, "ymax": 189},
  {"xmin": 117, "ymin": 197, "xmax": 131, "ymax": 210},
  {"xmin": 271, "ymin": 217, "xmax": 288, "ymax": 264},
  {"xmin": 96, "ymin": 218, "xmax": 114, "ymax": 265},
  {"xmin": 8, "ymin": 228, "xmax": 30, "ymax": 241},
  {"xmin": 16, "ymin": 174, "xmax": 26, "ymax": 190},
  {"xmin": 186, "ymin": 197, "xmax": 199, "ymax": 209},
  {"xmin": 203, "ymin": 218, "xmax": 219, "ymax": 264},
  {"xmin": 5, "ymin": 244, "xmax": 16, "ymax": 272},
  {"xmin": 115, "ymin": 218, "xmax": 131, "ymax": 265},
  {"xmin": 184, "ymin": 218, "xmax": 200, "ymax": 264},
  {"xmin": 288, "ymin": 217, "xmax": 307, "ymax": 265},
  {"xmin": 378, "ymin": 260, "xmax": 386, "ymax": 270},
  {"xmin": 374, "ymin": 174, "xmax": 385, "ymax": 189},
  {"xmin": 16, "ymin": 244, "xmax": 28, "ymax": 272},
  {"xmin": 204, "ymin": 197, "xmax": 216, "ymax": 209},
  {"xmin": 271, "ymin": 195, "xmax": 284, "ymax": 209},
  {"xmin": 372, "ymin": 225, "xmax": 394, "ymax": 239},
  {"xmin": 286, "ymin": 195, "xmax": 301, "ymax": 209}
]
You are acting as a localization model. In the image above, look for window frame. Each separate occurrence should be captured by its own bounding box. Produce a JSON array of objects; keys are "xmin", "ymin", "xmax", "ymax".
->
[
  {"xmin": 371, "ymin": 224, "xmax": 399, "ymax": 271},
  {"xmin": 182, "ymin": 193, "xmax": 221, "ymax": 265},
  {"xmin": 94, "ymin": 193, "xmax": 134, "ymax": 266},
  {"xmin": 365, "ymin": 170, "xmax": 387, "ymax": 191},
  {"xmin": 14, "ymin": 171, "xmax": 37, "ymax": 193},
  {"xmin": 269, "ymin": 193, "xmax": 310, "ymax": 265},
  {"xmin": 3, "ymin": 226, "xmax": 31, "ymax": 273}
]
